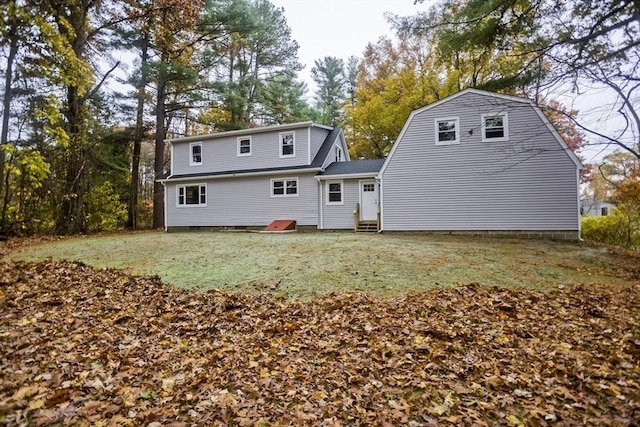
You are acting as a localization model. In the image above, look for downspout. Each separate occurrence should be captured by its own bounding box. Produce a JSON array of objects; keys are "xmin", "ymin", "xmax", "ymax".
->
[
  {"xmin": 377, "ymin": 174, "xmax": 383, "ymax": 232},
  {"xmin": 577, "ymin": 168, "xmax": 582, "ymax": 241},
  {"xmin": 316, "ymin": 176, "xmax": 324, "ymax": 230},
  {"xmin": 163, "ymin": 181, "xmax": 168, "ymax": 232},
  {"xmin": 308, "ymin": 127, "xmax": 311, "ymax": 165}
]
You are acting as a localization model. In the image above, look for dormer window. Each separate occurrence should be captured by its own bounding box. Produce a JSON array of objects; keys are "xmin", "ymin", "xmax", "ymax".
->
[
  {"xmin": 238, "ymin": 136, "xmax": 251, "ymax": 156},
  {"xmin": 190, "ymin": 142, "xmax": 202, "ymax": 165},
  {"xmin": 280, "ymin": 131, "xmax": 295, "ymax": 157},
  {"xmin": 482, "ymin": 113, "xmax": 508, "ymax": 141},
  {"xmin": 335, "ymin": 146, "xmax": 343, "ymax": 162}
]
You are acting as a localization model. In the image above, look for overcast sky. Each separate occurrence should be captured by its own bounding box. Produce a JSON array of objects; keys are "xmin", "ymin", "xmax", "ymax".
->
[{"xmin": 270, "ymin": 0, "xmax": 427, "ymax": 90}]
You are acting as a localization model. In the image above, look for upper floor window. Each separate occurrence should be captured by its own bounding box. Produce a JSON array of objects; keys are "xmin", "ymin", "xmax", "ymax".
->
[
  {"xmin": 177, "ymin": 184, "xmax": 206, "ymax": 206},
  {"xmin": 435, "ymin": 117, "xmax": 460, "ymax": 145},
  {"xmin": 271, "ymin": 178, "xmax": 298, "ymax": 197},
  {"xmin": 190, "ymin": 142, "xmax": 202, "ymax": 166},
  {"xmin": 482, "ymin": 113, "xmax": 508, "ymax": 141},
  {"xmin": 238, "ymin": 136, "xmax": 252, "ymax": 156},
  {"xmin": 601, "ymin": 207, "xmax": 609, "ymax": 216},
  {"xmin": 280, "ymin": 131, "xmax": 295, "ymax": 157},
  {"xmin": 335, "ymin": 146, "xmax": 343, "ymax": 162}
]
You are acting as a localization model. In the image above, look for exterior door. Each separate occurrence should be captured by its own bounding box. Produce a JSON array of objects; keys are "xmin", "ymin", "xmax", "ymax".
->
[{"xmin": 360, "ymin": 180, "xmax": 378, "ymax": 221}]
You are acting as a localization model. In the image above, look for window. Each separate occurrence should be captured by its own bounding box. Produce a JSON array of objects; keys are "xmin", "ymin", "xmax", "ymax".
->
[
  {"xmin": 326, "ymin": 181, "xmax": 343, "ymax": 205},
  {"xmin": 271, "ymin": 178, "xmax": 298, "ymax": 197},
  {"xmin": 601, "ymin": 207, "xmax": 609, "ymax": 216},
  {"xmin": 482, "ymin": 113, "xmax": 508, "ymax": 141},
  {"xmin": 435, "ymin": 117, "xmax": 460, "ymax": 145},
  {"xmin": 237, "ymin": 136, "xmax": 252, "ymax": 156},
  {"xmin": 363, "ymin": 183, "xmax": 375, "ymax": 192},
  {"xmin": 335, "ymin": 146, "xmax": 343, "ymax": 162},
  {"xmin": 190, "ymin": 142, "xmax": 202, "ymax": 165},
  {"xmin": 177, "ymin": 184, "xmax": 206, "ymax": 206},
  {"xmin": 280, "ymin": 131, "xmax": 295, "ymax": 157}
]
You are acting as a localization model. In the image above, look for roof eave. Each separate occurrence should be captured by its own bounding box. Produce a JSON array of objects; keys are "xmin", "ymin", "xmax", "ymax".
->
[
  {"xmin": 158, "ymin": 167, "xmax": 323, "ymax": 183},
  {"xmin": 316, "ymin": 172, "xmax": 379, "ymax": 180},
  {"xmin": 166, "ymin": 122, "xmax": 332, "ymax": 144}
]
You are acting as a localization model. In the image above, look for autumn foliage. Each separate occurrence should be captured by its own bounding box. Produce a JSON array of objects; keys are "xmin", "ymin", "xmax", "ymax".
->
[{"xmin": 1, "ymin": 260, "xmax": 638, "ymax": 425}]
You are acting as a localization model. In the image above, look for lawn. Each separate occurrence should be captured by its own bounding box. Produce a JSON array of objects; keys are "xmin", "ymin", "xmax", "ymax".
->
[
  {"xmin": 2, "ymin": 233, "xmax": 639, "ymax": 425},
  {"xmin": 6, "ymin": 230, "xmax": 638, "ymax": 299}
]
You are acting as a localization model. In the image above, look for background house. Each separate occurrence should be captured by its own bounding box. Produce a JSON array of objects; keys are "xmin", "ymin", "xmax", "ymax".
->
[{"xmin": 581, "ymin": 199, "xmax": 616, "ymax": 216}]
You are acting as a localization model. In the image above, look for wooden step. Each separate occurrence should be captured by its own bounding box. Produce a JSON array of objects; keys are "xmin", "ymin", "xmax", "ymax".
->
[{"xmin": 356, "ymin": 221, "xmax": 378, "ymax": 232}]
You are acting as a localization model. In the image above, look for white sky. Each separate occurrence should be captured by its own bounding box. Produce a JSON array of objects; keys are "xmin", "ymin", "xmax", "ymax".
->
[{"xmin": 270, "ymin": 0, "xmax": 427, "ymax": 90}]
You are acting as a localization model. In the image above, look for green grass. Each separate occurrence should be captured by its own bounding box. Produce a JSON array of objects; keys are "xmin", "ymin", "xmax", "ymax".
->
[{"xmin": 8, "ymin": 231, "xmax": 636, "ymax": 299}]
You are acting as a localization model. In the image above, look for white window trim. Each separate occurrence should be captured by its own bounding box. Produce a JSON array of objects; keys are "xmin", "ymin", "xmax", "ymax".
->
[
  {"xmin": 335, "ymin": 145, "xmax": 343, "ymax": 162},
  {"xmin": 434, "ymin": 117, "xmax": 460, "ymax": 145},
  {"xmin": 189, "ymin": 142, "xmax": 203, "ymax": 166},
  {"xmin": 326, "ymin": 180, "xmax": 344, "ymax": 205},
  {"xmin": 279, "ymin": 131, "xmax": 295, "ymax": 158},
  {"xmin": 237, "ymin": 136, "xmax": 252, "ymax": 157},
  {"xmin": 481, "ymin": 112, "xmax": 509, "ymax": 142},
  {"xmin": 270, "ymin": 177, "xmax": 299, "ymax": 198},
  {"xmin": 176, "ymin": 183, "xmax": 207, "ymax": 207}
]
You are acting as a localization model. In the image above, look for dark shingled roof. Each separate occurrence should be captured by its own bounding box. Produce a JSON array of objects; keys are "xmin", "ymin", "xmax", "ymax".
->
[
  {"xmin": 318, "ymin": 159, "xmax": 385, "ymax": 176},
  {"xmin": 310, "ymin": 127, "xmax": 342, "ymax": 167}
]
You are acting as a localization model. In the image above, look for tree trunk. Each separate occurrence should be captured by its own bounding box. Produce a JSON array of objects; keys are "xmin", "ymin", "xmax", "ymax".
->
[
  {"xmin": 0, "ymin": 25, "xmax": 18, "ymax": 230},
  {"xmin": 152, "ymin": 72, "xmax": 167, "ymax": 229},
  {"xmin": 54, "ymin": 1, "xmax": 90, "ymax": 235},
  {"xmin": 127, "ymin": 35, "xmax": 149, "ymax": 230}
]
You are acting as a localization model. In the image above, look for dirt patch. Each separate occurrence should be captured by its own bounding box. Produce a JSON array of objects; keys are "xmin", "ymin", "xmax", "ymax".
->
[{"xmin": 1, "ymin": 260, "xmax": 638, "ymax": 425}]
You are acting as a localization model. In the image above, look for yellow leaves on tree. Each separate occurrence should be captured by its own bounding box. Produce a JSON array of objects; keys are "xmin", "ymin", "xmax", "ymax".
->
[{"xmin": 346, "ymin": 35, "xmax": 448, "ymax": 159}]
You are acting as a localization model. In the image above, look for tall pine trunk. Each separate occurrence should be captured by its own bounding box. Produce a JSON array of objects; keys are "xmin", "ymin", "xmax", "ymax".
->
[
  {"xmin": 127, "ymin": 35, "xmax": 149, "ymax": 230},
  {"xmin": 53, "ymin": 1, "xmax": 91, "ymax": 235},
  {"xmin": 152, "ymin": 64, "xmax": 167, "ymax": 229},
  {"xmin": 0, "ymin": 26, "xmax": 18, "ymax": 230}
]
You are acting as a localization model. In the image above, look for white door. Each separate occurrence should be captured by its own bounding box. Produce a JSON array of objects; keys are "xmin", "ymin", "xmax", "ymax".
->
[{"xmin": 360, "ymin": 180, "xmax": 378, "ymax": 221}]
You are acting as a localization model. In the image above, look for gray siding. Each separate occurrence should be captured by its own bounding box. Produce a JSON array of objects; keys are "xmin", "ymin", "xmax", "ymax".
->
[
  {"xmin": 165, "ymin": 173, "xmax": 319, "ymax": 227},
  {"xmin": 171, "ymin": 126, "xmax": 312, "ymax": 176},
  {"xmin": 320, "ymin": 179, "xmax": 361, "ymax": 229},
  {"xmin": 310, "ymin": 127, "xmax": 331, "ymax": 162},
  {"xmin": 381, "ymin": 91, "xmax": 580, "ymax": 231}
]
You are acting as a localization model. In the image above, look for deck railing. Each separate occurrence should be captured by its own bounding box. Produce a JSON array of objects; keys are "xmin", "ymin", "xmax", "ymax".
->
[{"xmin": 353, "ymin": 203, "xmax": 360, "ymax": 232}]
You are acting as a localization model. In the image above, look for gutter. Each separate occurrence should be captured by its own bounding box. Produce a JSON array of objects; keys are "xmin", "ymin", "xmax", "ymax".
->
[
  {"xmin": 158, "ymin": 167, "xmax": 323, "ymax": 183},
  {"xmin": 316, "ymin": 172, "xmax": 379, "ymax": 180}
]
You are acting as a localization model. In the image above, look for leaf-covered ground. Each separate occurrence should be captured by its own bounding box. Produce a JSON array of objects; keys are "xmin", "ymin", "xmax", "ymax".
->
[{"xmin": 1, "ymin": 260, "xmax": 639, "ymax": 426}]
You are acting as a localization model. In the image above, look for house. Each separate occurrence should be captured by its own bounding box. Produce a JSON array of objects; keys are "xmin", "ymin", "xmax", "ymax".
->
[
  {"xmin": 580, "ymin": 199, "xmax": 615, "ymax": 216},
  {"xmin": 160, "ymin": 89, "xmax": 582, "ymax": 239}
]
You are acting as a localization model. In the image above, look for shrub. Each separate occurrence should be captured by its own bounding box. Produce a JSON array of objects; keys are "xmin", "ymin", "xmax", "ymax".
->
[
  {"xmin": 582, "ymin": 210, "xmax": 639, "ymax": 250},
  {"xmin": 85, "ymin": 181, "xmax": 128, "ymax": 233}
]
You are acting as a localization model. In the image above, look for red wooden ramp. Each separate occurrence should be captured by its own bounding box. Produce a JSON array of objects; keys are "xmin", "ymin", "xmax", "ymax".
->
[{"xmin": 262, "ymin": 219, "xmax": 296, "ymax": 232}]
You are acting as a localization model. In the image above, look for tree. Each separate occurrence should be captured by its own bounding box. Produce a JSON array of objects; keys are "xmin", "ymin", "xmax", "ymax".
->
[
  {"xmin": 582, "ymin": 150, "xmax": 640, "ymax": 249},
  {"xmin": 406, "ymin": 0, "xmax": 640, "ymax": 158},
  {"xmin": 257, "ymin": 74, "xmax": 315, "ymax": 125},
  {"xmin": 311, "ymin": 56, "xmax": 346, "ymax": 127},
  {"xmin": 145, "ymin": 0, "xmax": 204, "ymax": 229},
  {"xmin": 346, "ymin": 34, "xmax": 445, "ymax": 159},
  {"xmin": 202, "ymin": 0, "xmax": 302, "ymax": 130}
]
